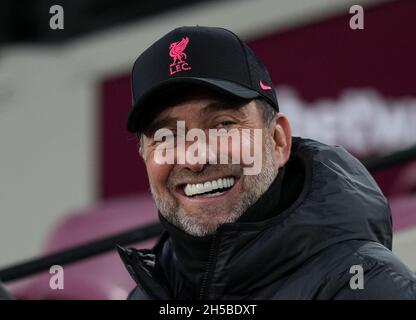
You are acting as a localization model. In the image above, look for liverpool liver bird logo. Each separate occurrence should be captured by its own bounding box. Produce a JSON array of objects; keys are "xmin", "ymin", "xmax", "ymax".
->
[{"xmin": 169, "ymin": 37, "xmax": 189, "ymax": 66}]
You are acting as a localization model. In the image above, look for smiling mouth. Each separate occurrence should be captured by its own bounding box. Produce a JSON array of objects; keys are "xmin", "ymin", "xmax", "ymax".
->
[{"xmin": 180, "ymin": 176, "xmax": 236, "ymax": 198}]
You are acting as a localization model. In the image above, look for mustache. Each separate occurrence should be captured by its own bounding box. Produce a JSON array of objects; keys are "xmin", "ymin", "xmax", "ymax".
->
[{"xmin": 166, "ymin": 164, "xmax": 243, "ymax": 190}]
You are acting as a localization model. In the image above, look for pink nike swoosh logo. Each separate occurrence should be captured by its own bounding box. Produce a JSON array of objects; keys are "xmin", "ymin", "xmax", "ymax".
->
[{"xmin": 259, "ymin": 80, "xmax": 272, "ymax": 90}]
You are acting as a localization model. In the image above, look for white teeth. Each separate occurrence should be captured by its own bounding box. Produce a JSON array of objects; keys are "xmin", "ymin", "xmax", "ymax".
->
[
  {"xmin": 195, "ymin": 183, "xmax": 204, "ymax": 194},
  {"xmin": 183, "ymin": 177, "xmax": 236, "ymax": 197}
]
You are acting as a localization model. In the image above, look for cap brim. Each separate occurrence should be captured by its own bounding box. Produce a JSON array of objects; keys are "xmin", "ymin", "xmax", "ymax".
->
[{"xmin": 126, "ymin": 77, "xmax": 260, "ymax": 133}]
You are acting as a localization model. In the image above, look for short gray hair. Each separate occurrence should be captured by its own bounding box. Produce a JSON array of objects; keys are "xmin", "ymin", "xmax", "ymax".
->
[{"xmin": 255, "ymin": 99, "xmax": 278, "ymax": 126}]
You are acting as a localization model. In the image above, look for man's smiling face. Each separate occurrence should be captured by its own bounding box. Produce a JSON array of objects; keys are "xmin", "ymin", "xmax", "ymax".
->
[{"xmin": 139, "ymin": 93, "xmax": 291, "ymax": 236}]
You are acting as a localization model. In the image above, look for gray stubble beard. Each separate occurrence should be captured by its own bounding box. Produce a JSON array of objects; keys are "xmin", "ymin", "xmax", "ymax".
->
[{"xmin": 150, "ymin": 135, "xmax": 279, "ymax": 236}]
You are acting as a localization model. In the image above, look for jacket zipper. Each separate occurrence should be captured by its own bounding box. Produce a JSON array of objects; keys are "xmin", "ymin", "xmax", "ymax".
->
[
  {"xmin": 199, "ymin": 234, "xmax": 219, "ymax": 300},
  {"xmin": 118, "ymin": 245, "xmax": 171, "ymax": 299}
]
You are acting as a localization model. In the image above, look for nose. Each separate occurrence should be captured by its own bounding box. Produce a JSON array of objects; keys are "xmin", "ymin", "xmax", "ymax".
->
[
  {"xmin": 181, "ymin": 139, "xmax": 208, "ymax": 172},
  {"xmin": 175, "ymin": 134, "xmax": 218, "ymax": 172},
  {"xmin": 173, "ymin": 125, "xmax": 223, "ymax": 172},
  {"xmin": 182, "ymin": 161, "xmax": 205, "ymax": 172}
]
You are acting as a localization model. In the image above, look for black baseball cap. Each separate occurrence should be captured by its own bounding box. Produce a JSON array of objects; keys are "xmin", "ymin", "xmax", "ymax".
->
[{"xmin": 126, "ymin": 26, "xmax": 279, "ymax": 133}]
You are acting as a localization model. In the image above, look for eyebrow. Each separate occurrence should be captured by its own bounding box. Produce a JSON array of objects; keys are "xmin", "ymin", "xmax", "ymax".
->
[
  {"xmin": 144, "ymin": 116, "xmax": 181, "ymax": 136},
  {"xmin": 144, "ymin": 99, "xmax": 248, "ymax": 136},
  {"xmin": 199, "ymin": 100, "xmax": 247, "ymax": 116}
]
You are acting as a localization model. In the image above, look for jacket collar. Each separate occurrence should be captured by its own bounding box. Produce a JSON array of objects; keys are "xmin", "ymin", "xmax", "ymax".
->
[{"xmin": 119, "ymin": 138, "xmax": 393, "ymax": 299}]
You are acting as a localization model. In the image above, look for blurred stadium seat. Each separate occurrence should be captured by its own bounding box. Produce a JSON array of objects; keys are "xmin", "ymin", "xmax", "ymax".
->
[
  {"xmin": 374, "ymin": 162, "xmax": 416, "ymax": 198},
  {"xmin": 390, "ymin": 193, "xmax": 416, "ymax": 233},
  {"xmin": 8, "ymin": 194, "xmax": 158, "ymax": 300},
  {"xmin": 389, "ymin": 162, "xmax": 416, "ymax": 196}
]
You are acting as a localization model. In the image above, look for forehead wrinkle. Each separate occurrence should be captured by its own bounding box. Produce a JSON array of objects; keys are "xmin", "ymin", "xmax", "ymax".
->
[
  {"xmin": 198, "ymin": 100, "xmax": 248, "ymax": 118},
  {"xmin": 145, "ymin": 98, "xmax": 250, "ymax": 135}
]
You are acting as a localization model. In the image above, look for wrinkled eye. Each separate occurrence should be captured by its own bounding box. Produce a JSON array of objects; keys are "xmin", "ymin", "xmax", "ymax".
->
[
  {"xmin": 150, "ymin": 129, "xmax": 177, "ymax": 146},
  {"xmin": 217, "ymin": 120, "xmax": 236, "ymax": 128}
]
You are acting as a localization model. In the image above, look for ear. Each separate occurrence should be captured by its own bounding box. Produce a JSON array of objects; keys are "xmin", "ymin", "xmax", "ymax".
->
[
  {"xmin": 270, "ymin": 113, "xmax": 292, "ymax": 167},
  {"xmin": 137, "ymin": 133, "xmax": 146, "ymax": 159},
  {"xmin": 138, "ymin": 144, "xmax": 144, "ymax": 158}
]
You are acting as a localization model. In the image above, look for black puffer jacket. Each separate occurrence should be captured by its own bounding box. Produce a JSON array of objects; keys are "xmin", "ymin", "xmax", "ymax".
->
[{"xmin": 119, "ymin": 137, "xmax": 416, "ymax": 299}]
